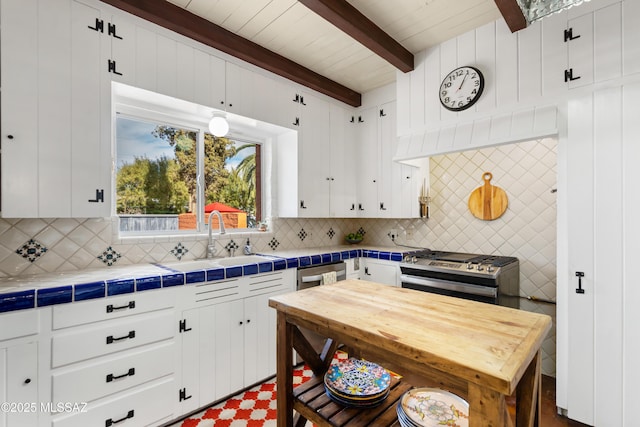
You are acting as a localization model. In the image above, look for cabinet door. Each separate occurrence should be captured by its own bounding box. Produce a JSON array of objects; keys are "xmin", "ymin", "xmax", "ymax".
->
[
  {"xmin": 0, "ymin": 342, "xmax": 39, "ymax": 427},
  {"xmin": 71, "ymin": 0, "xmax": 110, "ymax": 217},
  {"xmin": 0, "ymin": 0, "xmax": 39, "ymax": 217},
  {"xmin": 361, "ymin": 259, "xmax": 398, "ymax": 286},
  {"xmin": 356, "ymin": 107, "xmax": 379, "ymax": 217},
  {"xmin": 378, "ymin": 102, "xmax": 396, "ymax": 217},
  {"xmin": 567, "ymin": 13, "xmax": 593, "ymax": 89},
  {"xmin": 329, "ymin": 104, "xmax": 357, "ymax": 217},
  {"xmin": 225, "ymin": 62, "xmax": 254, "ymax": 117},
  {"xmin": 178, "ymin": 308, "xmax": 200, "ymax": 413},
  {"xmin": 243, "ymin": 290, "xmax": 283, "ymax": 386},
  {"xmin": 298, "ymin": 92, "xmax": 331, "ymax": 217},
  {"xmin": 198, "ymin": 299, "xmax": 244, "ymax": 404}
]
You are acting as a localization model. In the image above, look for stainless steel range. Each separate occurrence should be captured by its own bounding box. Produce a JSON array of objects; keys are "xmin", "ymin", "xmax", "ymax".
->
[{"xmin": 400, "ymin": 250, "xmax": 520, "ymax": 308}]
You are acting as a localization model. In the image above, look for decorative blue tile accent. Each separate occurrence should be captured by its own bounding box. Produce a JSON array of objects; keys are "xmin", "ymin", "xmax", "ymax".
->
[
  {"xmin": 243, "ymin": 264, "xmax": 259, "ymax": 276},
  {"xmin": 391, "ymin": 253, "xmax": 403, "ymax": 262},
  {"xmin": 186, "ymin": 271, "xmax": 206, "ymax": 284},
  {"xmin": 98, "ymin": 246, "xmax": 121, "ymax": 266},
  {"xmin": 311, "ymin": 255, "xmax": 321, "ymax": 265},
  {"xmin": 321, "ymin": 254, "xmax": 332, "ymax": 264},
  {"xmin": 171, "ymin": 243, "xmax": 189, "ymax": 260},
  {"xmin": 162, "ymin": 274, "xmax": 184, "ymax": 287},
  {"xmin": 298, "ymin": 256, "xmax": 311, "ymax": 267},
  {"xmin": 75, "ymin": 282, "xmax": 106, "ymax": 301},
  {"xmin": 273, "ymin": 259, "xmax": 287, "ymax": 271},
  {"xmin": 16, "ymin": 239, "xmax": 47, "ymax": 263},
  {"xmin": 0, "ymin": 290, "xmax": 35, "ymax": 312},
  {"xmin": 136, "ymin": 276, "xmax": 162, "ymax": 292},
  {"xmin": 331, "ymin": 253, "xmax": 341, "ymax": 262},
  {"xmin": 37, "ymin": 286, "xmax": 73, "ymax": 307},
  {"xmin": 107, "ymin": 279, "xmax": 135, "ymax": 296},
  {"xmin": 378, "ymin": 251, "xmax": 391, "ymax": 261},
  {"xmin": 206, "ymin": 268, "xmax": 225, "ymax": 281},
  {"xmin": 258, "ymin": 262, "xmax": 273, "ymax": 273},
  {"xmin": 286, "ymin": 258, "xmax": 299, "ymax": 269},
  {"xmin": 340, "ymin": 251, "xmax": 351, "ymax": 260},
  {"xmin": 225, "ymin": 266, "xmax": 242, "ymax": 278}
]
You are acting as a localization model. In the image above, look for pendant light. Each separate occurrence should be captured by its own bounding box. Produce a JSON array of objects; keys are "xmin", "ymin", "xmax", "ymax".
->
[{"xmin": 208, "ymin": 112, "xmax": 229, "ymax": 137}]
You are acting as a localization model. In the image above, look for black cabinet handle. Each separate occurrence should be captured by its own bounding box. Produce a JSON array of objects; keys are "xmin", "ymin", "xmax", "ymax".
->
[
  {"xmin": 575, "ymin": 271, "xmax": 585, "ymax": 294},
  {"xmin": 358, "ymin": 116, "xmax": 364, "ymax": 123},
  {"xmin": 105, "ymin": 410, "xmax": 134, "ymax": 426},
  {"xmin": 364, "ymin": 267, "xmax": 371, "ymax": 276},
  {"xmin": 564, "ymin": 68, "xmax": 581, "ymax": 82},
  {"xmin": 358, "ymin": 204, "xmax": 364, "ymax": 211},
  {"xmin": 300, "ymin": 200, "xmax": 307, "ymax": 209},
  {"xmin": 564, "ymin": 28, "xmax": 581, "ymax": 42},
  {"xmin": 380, "ymin": 202, "xmax": 386, "ymax": 211},
  {"xmin": 292, "ymin": 117, "xmax": 300, "ymax": 126},
  {"xmin": 89, "ymin": 189, "xmax": 105, "ymax": 203},
  {"xmin": 300, "ymin": 96, "xmax": 306, "ymax": 106},
  {"xmin": 7, "ymin": 135, "xmax": 14, "ymax": 140},
  {"xmin": 106, "ymin": 368, "xmax": 135, "ymax": 383},
  {"xmin": 350, "ymin": 204, "xmax": 355, "ymax": 211},
  {"xmin": 350, "ymin": 116, "xmax": 355, "ymax": 123},
  {"xmin": 179, "ymin": 388, "xmax": 192, "ymax": 401},
  {"xmin": 179, "ymin": 319, "xmax": 192, "ymax": 333},
  {"xmin": 106, "ymin": 330, "xmax": 135, "ymax": 344},
  {"xmin": 24, "ymin": 378, "xmax": 31, "ymax": 384},
  {"xmin": 379, "ymin": 109, "xmax": 386, "ymax": 117},
  {"xmin": 247, "ymin": 319, "xmax": 251, "ymax": 323},
  {"xmin": 106, "ymin": 301, "xmax": 135, "ymax": 313}
]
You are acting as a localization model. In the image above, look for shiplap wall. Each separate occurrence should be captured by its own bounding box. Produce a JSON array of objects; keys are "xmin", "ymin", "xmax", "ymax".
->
[{"xmin": 394, "ymin": 0, "xmax": 640, "ymax": 160}]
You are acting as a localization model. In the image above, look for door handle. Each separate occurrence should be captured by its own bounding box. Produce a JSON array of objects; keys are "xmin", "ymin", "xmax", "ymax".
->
[{"xmin": 575, "ymin": 271, "xmax": 585, "ymax": 294}]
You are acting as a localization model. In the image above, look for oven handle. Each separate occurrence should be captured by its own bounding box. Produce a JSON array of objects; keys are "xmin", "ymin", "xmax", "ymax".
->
[
  {"xmin": 400, "ymin": 274, "xmax": 498, "ymax": 298},
  {"xmin": 301, "ymin": 270, "xmax": 346, "ymax": 283}
]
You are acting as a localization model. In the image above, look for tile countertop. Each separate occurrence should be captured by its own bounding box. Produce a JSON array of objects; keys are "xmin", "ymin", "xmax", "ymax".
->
[{"xmin": 0, "ymin": 245, "xmax": 418, "ymax": 314}]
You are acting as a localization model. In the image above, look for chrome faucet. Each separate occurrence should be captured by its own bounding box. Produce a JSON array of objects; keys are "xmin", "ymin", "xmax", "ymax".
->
[{"xmin": 207, "ymin": 210, "xmax": 226, "ymax": 259}]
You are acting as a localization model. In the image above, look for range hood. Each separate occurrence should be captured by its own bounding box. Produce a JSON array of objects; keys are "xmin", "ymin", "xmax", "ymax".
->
[{"xmin": 393, "ymin": 104, "xmax": 559, "ymax": 163}]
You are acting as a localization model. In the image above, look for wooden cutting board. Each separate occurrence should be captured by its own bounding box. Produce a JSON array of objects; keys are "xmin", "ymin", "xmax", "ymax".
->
[{"xmin": 468, "ymin": 172, "xmax": 508, "ymax": 220}]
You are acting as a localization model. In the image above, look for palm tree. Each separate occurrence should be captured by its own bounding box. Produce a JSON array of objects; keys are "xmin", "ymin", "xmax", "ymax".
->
[{"xmin": 235, "ymin": 144, "xmax": 256, "ymax": 195}]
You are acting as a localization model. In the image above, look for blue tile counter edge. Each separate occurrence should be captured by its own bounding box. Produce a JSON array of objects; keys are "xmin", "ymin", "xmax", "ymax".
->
[{"xmin": 0, "ymin": 246, "xmax": 415, "ymax": 312}]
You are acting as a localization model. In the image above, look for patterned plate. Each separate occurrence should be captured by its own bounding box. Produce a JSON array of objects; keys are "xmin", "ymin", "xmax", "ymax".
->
[
  {"xmin": 399, "ymin": 388, "xmax": 469, "ymax": 427},
  {"xmin": 324, "ymin": 358, "xmax": 391, "ymax": 398}
]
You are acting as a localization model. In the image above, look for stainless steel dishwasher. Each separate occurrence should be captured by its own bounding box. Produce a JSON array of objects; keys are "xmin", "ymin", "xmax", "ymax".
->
[{"xmin": 295, "ymin": 261, "xmax": 346, "ymax": 363}]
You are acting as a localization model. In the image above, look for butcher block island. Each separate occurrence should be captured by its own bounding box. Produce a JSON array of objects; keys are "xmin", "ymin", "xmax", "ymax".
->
[{"xmin": 269, "ymin": 280, "xmax": 551, "ymax": 427}]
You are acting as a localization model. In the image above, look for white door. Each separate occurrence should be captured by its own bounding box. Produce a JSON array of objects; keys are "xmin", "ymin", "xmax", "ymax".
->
[{"xmin": 562, "ymin": 83, "xmax": 637, "ymax": 426}]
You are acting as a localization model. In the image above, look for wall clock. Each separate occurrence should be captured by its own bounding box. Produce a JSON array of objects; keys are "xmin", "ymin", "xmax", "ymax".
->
[{"xmin": 439, "ymin": 66, "xmax": 484, "ymax": 112}]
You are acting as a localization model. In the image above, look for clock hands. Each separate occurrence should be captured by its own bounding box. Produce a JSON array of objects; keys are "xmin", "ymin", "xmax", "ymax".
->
[{"xmin": 457, "ymin": 72, "xmax": 468, "ymax": 92}]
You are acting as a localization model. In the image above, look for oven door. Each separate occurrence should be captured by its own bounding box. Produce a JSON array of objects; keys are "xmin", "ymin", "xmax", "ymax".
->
[{"xmin": 400, "ymin": 274, "xmax": 498, "ymax": 304}]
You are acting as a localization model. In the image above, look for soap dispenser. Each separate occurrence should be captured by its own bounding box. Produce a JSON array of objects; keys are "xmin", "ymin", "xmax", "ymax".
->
[{"xmin": 243, "ymin": 238, "xmax": 252, "ymax": 255}]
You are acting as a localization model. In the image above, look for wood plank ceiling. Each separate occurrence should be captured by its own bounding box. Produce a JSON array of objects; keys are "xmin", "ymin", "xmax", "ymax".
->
[{"xmin": 103, "ymin": 0, "xmax": 506, "ymax": 106}]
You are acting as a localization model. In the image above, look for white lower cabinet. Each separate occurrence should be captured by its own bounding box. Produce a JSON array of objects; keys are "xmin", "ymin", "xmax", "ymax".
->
[
  {"xmin": 360, "ymin": 258, "xmax": 399, "ymax": 286},
  {"xmin": 0, "ymin": 341, "xmax": 39, "ymax": 427},
  {"xmin": 48, "ymin": 289, "xmax": 178, "ymax": 426},
  {"xmin": 51, "ymin": 377, "xmax": 175, "ymax": 427},
  {"xmin": 178, "ymin": 270, "xmax": 295, "ymax": 413}
]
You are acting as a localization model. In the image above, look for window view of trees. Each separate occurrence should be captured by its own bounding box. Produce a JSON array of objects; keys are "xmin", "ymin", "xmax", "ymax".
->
[{"xmin": 116, "ymin": 117, "xmax": 258, "ymax": 232}]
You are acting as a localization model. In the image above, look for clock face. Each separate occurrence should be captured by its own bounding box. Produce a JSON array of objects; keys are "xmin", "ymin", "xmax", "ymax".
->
[{"xmin": 439, "ymin": 66, "xmax": 484, "ymax": 112}]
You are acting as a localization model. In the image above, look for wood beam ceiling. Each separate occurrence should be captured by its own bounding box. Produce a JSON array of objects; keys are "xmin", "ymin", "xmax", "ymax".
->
[
  {"xmin": 99, "ymin": 0, "xmax": 362, "ymax": 107},
  {"xmin": 493, "ymin": 0, "xmax": 527, "ymax": 32},
  {"xmin": 298, "ymin": 0, "xmax": 414, "ymax": 73}
]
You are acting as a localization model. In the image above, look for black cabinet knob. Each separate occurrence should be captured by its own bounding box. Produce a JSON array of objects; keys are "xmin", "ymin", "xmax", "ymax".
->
[
  {"xmin": 24, "ymin": 378, "xmax": 31, "ymax": 384},
  {"xmin": 7, "ymin": 135, "xmax": 14, "ymax": 139}
]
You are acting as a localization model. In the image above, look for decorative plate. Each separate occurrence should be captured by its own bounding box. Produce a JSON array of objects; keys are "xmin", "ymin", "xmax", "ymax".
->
[
  {"xmin": 325, "ymin": 387, "xmax": 389, "ymax": 408},
  {"xmin": 324, "ymin": 358, "xmax": 391, "ymax": 398},
  {"xmin": 399, "ymin": 388, "xmax": 469, "ymax": 427}
]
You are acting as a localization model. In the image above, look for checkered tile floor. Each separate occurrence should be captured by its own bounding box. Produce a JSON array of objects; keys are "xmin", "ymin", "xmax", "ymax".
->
[{"xmin": 172, "ymin": 352, "xmax": 347, "ymax": 427}]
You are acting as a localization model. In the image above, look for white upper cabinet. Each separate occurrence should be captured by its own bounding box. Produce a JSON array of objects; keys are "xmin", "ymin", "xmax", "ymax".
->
[
  {"xmin": 329, "ymin": 104, "xmax": 358, "ymax": 217},
  {"xmin": 296, "ymin": 92, "xmax": 331, "ymax": 217},
  {"xmin": 1, "ymin": 0, "xmax": 113, "ymax": 217},
  {"xmin": 355, "ymin": 107, "xmax": 379, "ymax": 216}
]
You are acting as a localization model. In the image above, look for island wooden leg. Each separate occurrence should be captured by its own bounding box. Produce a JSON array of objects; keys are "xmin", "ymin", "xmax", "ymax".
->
[
  {"xmin": 468, "ymin": 383, "xmax": 512, "ymax": 427},
  {"xmin": 276, "ymin": 311, "xmax": 294, "ymax": 427},
  {"xmin": 516, "ymin": 351, "xmax": 542, "ymax": 427}
]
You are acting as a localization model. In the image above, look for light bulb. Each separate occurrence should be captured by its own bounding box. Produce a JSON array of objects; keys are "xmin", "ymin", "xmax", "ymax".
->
[{"xmin": 208, "ymin": 115, "xmax": 229, "ymax": 137}]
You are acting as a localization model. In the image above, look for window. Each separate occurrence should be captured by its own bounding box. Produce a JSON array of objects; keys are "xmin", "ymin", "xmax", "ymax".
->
[{"xmin": 115, "ymin": 115, "xmax": 260, "ymax": 234}]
